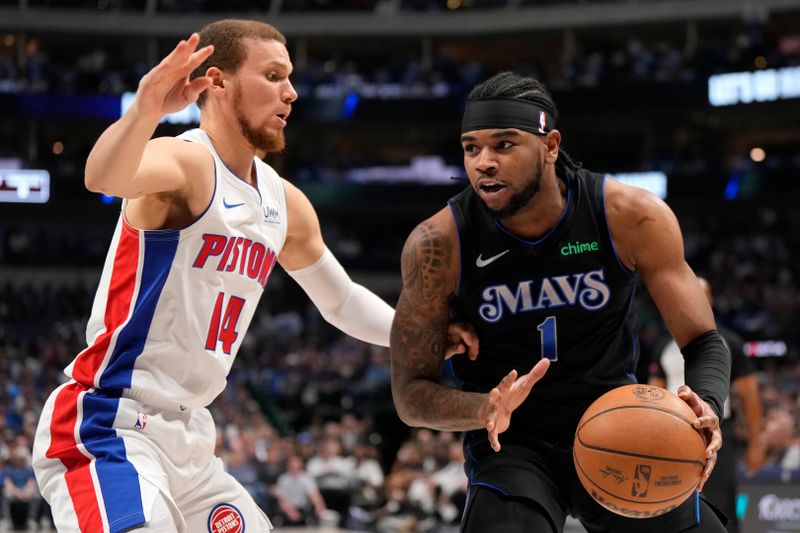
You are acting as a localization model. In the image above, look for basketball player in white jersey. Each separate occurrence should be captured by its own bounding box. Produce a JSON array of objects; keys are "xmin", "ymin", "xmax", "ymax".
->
[{"xmin": 32, "ymin": 20, "xmax": 476, "ymax": 533}]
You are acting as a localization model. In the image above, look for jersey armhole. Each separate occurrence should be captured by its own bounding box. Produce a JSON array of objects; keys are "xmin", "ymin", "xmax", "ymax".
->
[
  {"xmin": 447, "ymin": 201, "xmax": 463, "ymax": 297},
  {"xmin": 597, "ymin": 175, "xmax": 636, "ymax": 277},
  {"xmin": 120, "ymin": 141, "xmax": 218, "ymax": 236}
]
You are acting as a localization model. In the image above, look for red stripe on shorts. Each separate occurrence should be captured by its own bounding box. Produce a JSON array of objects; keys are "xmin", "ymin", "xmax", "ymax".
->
[{"xmin": 46, "ymin": 383, "xmax": 105, "ymax": 532}]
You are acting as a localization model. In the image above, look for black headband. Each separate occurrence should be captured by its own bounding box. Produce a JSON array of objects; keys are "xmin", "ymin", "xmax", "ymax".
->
[{"xmin": 461, "ymin": 98, "xmax": 556, "ymax": 136}]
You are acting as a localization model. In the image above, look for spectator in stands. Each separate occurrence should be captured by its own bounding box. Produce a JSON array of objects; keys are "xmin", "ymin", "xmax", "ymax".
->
[
  {"xmin": 274, "ymin": 454, "xmax": 328, "ymax": 526},
  {"xmin": 4, "ymin": 445, "xmax": 37, "ymax": 531},
  {"xmin": 757, "ymin": 407, "xmax": 800, "ymax": 480}
]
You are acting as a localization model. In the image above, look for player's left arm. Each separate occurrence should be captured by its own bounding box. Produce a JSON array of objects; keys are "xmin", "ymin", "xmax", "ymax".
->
[
  {"xmin": 277, "ymin": 179, "xmax": 394, "ymax": 346},
  {"xmin": 276, "ymin": 179, "xmax": 478, "ymax": 355},
  {"xmin": 606, "ymin": 179, "xmax": 730, "ymax": 490}
]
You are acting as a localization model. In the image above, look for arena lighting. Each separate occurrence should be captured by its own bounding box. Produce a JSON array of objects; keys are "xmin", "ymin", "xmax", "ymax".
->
[
  {"xmin": 346, "ymin": 156, "xmax": 463, "ymax": 184},
  {"xmin": 121, "ymin": 92, "xmax": 201, "ymax": 124},
  {"xmin": 743, "ymin": 340, "xmax": 788, "ymax": 358},
  {"xmin": 708, "ymin": 66, "xmax": 800, "ymax": 106},
  {"xmin": 607, "ymin": 171, "xmax": 667, "ymax": 199},
  {"xmin": 0, "ymin": 169, "xmax": 50, "ymax": 203},
  {"xmin": 750, "ymin": 147, "xmax": 766, "ymax": 162}
]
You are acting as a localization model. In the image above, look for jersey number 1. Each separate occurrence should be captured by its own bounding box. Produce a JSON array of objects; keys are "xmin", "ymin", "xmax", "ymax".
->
[
  {"xmin": 205, "ymin": 292, "xmax": 245, "ymax": 354},
  {"xmin": 537, "ymin": 316, "xmax": 558, "ymax": 361}
]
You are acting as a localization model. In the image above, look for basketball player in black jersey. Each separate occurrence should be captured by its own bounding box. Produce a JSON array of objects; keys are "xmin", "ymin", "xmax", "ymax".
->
[{"xmin": 390, "ymin": 72, "xmax": 731, "ymax": 532}]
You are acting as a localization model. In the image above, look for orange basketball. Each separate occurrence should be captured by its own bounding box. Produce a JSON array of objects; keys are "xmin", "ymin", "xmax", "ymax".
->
[{"xmin": 573, "ymin": 384, "xmax": 707, "ymax": 519}]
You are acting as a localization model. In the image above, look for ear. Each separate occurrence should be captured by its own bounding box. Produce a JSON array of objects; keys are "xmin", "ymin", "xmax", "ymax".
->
[
  {"xmin": 205, "ymin": 66, "xmax": 226, "ymax": 96},
  {"xmin": 544, "ymin": 130, "xmax": 561, "ymax": 164}
]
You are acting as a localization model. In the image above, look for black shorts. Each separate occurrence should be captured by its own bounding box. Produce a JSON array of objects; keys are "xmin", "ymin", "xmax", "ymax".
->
[{"xmin": 463, "ymin": 439, "xmax": 726, "ymax": 532}]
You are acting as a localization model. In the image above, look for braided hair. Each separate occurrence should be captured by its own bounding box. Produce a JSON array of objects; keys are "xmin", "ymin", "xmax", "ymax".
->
[{"xmin": 468, "ymin": 72, "xmax": 582, "ymax": 178}]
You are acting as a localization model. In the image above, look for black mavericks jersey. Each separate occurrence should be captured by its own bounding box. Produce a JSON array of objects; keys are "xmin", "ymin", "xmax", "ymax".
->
[{"xmin": 449, "ymin": 169, "xmax": 638, "ymax": 450}]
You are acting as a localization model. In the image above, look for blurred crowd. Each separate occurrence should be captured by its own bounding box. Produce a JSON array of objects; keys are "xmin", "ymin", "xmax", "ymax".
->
[
  {"xmin": 0, "ymin": 198, "xmax": 799, "ymax": 531},
  {"xmin": 0, "ymin": 0, "xmax": 697, "ymax": 13},
  {"xmin": 1, "ymin": 14, "xmax": 798, "ymax": 98}
]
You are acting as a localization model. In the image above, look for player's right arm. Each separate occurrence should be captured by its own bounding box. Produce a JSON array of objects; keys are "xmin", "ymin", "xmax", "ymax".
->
[
  {"xmin": 84, "ymin": 34, "xmax": 214, "ymax": 200},
  {"xmin": 390, "ymin": 208, "xmax": 549, "ymax": 451}
]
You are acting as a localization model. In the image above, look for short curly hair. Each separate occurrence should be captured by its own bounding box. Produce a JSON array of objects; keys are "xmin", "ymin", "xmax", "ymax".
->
[{"xmin": 190, "ymin": 19, "xmax": 286, "ymax": 108}]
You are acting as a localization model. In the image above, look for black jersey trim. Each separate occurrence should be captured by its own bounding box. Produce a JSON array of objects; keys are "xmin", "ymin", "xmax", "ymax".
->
[
  {"xmin": 623, "ymin": 281, "xmax": 639, "ymax": 382},
  {"xmin": 492, "ymin": 176, "xmax": 573, "ymax": 245},
  {"xmin": 447, "ymin": 202, "xmax": 463, "ymax": 297},
  {"xmin": 600, "ymin": 175, "xmax": 636, "ymax": 277}
]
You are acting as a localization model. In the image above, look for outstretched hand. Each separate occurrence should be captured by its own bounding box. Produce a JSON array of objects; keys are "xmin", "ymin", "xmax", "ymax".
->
[
  {"xmin": 677, "ymin": 385, "xmax": 722, "ymax": 491},
  {"xmin": 486, "ymin": 358, "xmax": 551, "ymax": 452},
  {"xmin": 444, "ymin": 322, "xmax": 479, "ymax": 360},
  {"xmin": 134, "ymin": 33, "xmax": 215, "ymax": 120}
]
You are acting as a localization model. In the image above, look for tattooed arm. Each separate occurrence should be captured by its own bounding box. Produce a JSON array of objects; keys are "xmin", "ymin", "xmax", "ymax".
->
[{"xmin": 390, "ymin": 209, "xmax": 549, "ymax": 450}]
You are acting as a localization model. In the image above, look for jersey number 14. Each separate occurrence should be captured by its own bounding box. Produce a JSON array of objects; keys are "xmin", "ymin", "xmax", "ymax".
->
[{"xmin": 205, "ymin": 292, "xmax": 245, "ymax": 354}]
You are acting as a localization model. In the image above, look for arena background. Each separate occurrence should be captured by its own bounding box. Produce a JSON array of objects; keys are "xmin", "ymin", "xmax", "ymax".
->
[{"xmin": 0, "ymin": 0, "xmax": 798, "ymax": 531}]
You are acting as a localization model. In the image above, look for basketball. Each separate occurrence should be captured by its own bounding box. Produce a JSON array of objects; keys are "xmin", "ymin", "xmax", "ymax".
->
[{"xmin": 573, "ymin": 384, "xmax": 707, "ymax": 519}]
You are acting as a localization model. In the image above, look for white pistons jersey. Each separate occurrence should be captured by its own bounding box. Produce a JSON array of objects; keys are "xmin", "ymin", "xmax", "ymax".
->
[{"xmin": 65, "ymin": 128, "xmax": 288, "ymax": 409}]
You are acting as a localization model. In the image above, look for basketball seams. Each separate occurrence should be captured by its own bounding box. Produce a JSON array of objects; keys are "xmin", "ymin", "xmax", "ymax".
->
[
  {"xmin": 575, "ymin": 405, "xmax": 707, "ymax": 461},
  {"xmin": 573, "ymin": 438, "xmax": 706, "ymax": 466},
  {"xmin": 577, "ymin": 404, "xmax": 698, "ymax": 431}
]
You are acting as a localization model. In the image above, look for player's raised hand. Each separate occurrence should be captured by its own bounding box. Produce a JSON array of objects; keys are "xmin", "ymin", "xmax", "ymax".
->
[
  {"xmin": 486, "ymin": 358, "xmax": 550, "ymax": 452},
  {"xmin": 134, "ymin": 33, "xmax": 214, "ymax": 120},
  {"xmin": 677, "ymin": 385, "xmax": 722, "ymax": 491}
]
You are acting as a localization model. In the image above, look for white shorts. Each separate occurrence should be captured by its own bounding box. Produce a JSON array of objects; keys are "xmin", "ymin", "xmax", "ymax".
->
[{"xmin": 32, "ymin": 381, "xmax": 272, "ymax": 533}]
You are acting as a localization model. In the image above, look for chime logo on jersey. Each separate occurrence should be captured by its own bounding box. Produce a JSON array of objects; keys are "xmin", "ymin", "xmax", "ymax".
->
[
  {"xmin": 478, "ymin": 268, "xmax": 611, "ymax": 322},
  {"xmin": 208, "ymin": 503, "xmax": 244, "ymax": 533},
  {"xmin": 193, "ymin": 233, "xmax": 277, "ymax": 287}
]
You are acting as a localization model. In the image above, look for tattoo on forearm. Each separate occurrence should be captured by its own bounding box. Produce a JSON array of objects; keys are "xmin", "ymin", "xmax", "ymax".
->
[{"xmin": 391, "ymin": 221, "xmax": 486, "ymax": 431}]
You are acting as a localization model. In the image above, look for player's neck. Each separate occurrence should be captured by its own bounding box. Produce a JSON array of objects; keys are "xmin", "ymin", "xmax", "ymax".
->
[
  {"xmin": 200, "ymin": 118, "xmax": 258, "ymax": 186},
  {"xmin": 498, "ymin": 170, "xmax": 568, "ymax": 240}
]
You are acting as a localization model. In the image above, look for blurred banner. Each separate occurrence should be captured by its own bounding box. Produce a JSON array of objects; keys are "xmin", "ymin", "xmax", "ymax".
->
[{"xmin": 738, "ymin": 479, "xmax": 800, "ymax": 533}]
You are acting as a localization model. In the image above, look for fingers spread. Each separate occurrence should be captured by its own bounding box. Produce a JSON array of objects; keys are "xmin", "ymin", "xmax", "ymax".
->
[
  {"xmin": 186, "ymin": 76, "xmax": 213, "ymax": 101},
  {"xmin": 497, "ymin": 370, "xmax": 517, "ymax": 392},
  {"xmin": 516, "ymin": 360, "xmax": 550, "ymax": 393},
  {"xmin": 530, "ymin": 358, "xmax": 551, "ymax": 380},
  {"xmin": 187, "ymin": 45, "xmax": 215, "ymax": 71}
]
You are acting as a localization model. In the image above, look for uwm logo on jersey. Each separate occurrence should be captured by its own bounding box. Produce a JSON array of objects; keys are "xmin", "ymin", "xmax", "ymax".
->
[{"xmin": 192, "ymin": 233, "xmax": 277, "ymax": 287}]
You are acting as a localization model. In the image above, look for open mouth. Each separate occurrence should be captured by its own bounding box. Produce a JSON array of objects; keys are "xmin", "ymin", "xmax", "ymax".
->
[
  {"xmin": 275, "ymin": 113, "xmax": 288, "ymax": 126},
  {"xmin": 479, "ymin": 182, "xmax": 506, "ymax": 193}
]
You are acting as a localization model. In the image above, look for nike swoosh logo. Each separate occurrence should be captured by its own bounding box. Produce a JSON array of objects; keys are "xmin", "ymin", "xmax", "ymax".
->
[
  {"xmin": 223, "ymin": 198, "xmax": 245, "ymax": 209},
  {"xmin": 476, "ymin": 249, "xmax": 510, "ymax": 268}
]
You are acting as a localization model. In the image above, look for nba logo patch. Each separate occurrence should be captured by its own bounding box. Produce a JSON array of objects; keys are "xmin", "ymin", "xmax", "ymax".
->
[
  {"xmin": 134, "ymin": 412, "xmax": 147, "ymax": 431},
  {"xmin": 208, "ymin": 503, "xmax": 245, "ymax": 533},
  {"xmin": 631, "ymin": 464, "xmax": 651, "ymax": 498},
  {"xmin": 538, "ymin": 111, "xmax": 547, "ymax": 134}
]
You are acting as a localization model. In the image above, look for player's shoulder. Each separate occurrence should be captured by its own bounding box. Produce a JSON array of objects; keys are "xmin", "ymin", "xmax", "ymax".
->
[
  {"xmin": 147, "ymin": 135, "xmax": 214, "ymax": 175},
  {"xmin": 279, "ymin": 176, "xmax": 309, "ymax": 211},
  {"xmin": 405, "ymin": 206, "xmax": 458, "ymax": 249},
  {"xmin": 400, "ymin": 207, "xmax": 460, "ymax": 292},
  {"xmin": 603, "ymin": 177, "xmax": 677, "ymax": 231}
]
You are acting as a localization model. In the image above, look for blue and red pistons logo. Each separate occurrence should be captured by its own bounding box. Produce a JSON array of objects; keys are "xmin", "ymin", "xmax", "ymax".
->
[{"xmin": 208, "ymin": 503, "xmax": 245, "ymax": 533}]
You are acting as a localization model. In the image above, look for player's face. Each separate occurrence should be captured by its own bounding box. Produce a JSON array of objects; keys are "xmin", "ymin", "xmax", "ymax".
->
[
  {"xmin": 231, "ymin": 38, "xmax": 297, "ymax": 153},
  {"xmin": 461, "ymin": 128, "xmax": 545, "ymax": 219}
]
